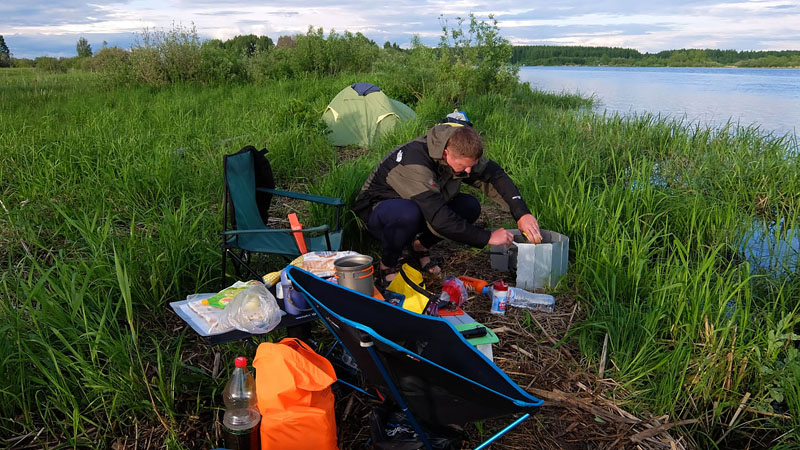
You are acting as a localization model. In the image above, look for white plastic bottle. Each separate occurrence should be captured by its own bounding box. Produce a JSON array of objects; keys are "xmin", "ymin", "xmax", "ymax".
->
[
  {"xmin": 507, "ymin": 287, "xmax": 556, "ymax": 312},
  {"xmin": 486, "ymin": 281, "xmax": 509, "ymax": 315},
  {"xmin": 483, "ymin": 284, "xmax": 556, "ymax": 313},
  {"xmin": 222, "ymin": 356, "xmax": 261, "ymax": 450}
]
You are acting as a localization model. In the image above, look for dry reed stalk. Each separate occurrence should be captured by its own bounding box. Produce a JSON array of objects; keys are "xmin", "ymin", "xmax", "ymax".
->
[
  {"xmin": 599, "ymin": 332, "xmax": 609, "ymax": 378},
  {"xmin": 511, "ymin": 344, "xmax": 534, "ymax": 358},
  {"xmin": 629, "ymin": 419, "xmax": 697, "ymax": 443}
]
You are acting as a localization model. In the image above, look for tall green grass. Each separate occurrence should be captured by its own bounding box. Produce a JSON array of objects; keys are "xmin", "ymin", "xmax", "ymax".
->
[{"xmin": 2, "ymin": 65, "xmax": 799, "ymax": 448}]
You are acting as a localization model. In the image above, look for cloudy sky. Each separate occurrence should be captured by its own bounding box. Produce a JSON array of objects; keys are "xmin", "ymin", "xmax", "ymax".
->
[{"xmin": 2, "ymin": 0, "xmax": 799, "ymax": 58}]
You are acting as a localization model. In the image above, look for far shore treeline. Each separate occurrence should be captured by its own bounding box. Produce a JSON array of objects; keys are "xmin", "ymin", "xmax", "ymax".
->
[{"xmin": 511, "ymin": 45, "xmax": 800, "ymax": 68}]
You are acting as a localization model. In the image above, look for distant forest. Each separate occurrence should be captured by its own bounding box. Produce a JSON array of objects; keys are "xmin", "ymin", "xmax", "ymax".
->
[{"xmin": 511, "ymin": 46, "xmax": 800, "ymax": 68}]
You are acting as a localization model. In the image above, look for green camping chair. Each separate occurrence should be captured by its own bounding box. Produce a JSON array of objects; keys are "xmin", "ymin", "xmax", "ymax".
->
[{"xmin": 221, "ymin": 146, "xmax": 344, "ymax": 285}]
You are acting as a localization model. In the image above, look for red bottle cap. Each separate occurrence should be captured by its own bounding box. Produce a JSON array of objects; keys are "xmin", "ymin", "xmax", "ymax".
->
[
  {"xmin": 234, "ymin": 356, "xmax": 247, "ymax": 368},
  {"xmin": 492, "ymin": 280, "xmax": 508, "ymax": 292}
]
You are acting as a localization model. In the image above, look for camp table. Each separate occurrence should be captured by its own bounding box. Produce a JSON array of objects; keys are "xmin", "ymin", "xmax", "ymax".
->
[{"xmin": 170, "ymin": 289, "xmax": 317, "ymax": 346}]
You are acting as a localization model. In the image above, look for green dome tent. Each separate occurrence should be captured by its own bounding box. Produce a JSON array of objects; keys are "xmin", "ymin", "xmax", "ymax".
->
[{"xmin": 322, "ymin": 83, "xmax": 416, "ymax": 147}]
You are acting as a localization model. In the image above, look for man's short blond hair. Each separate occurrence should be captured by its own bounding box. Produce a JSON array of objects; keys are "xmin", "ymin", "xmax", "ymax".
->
[{"xmin": 446, "ymin": 126, "xmax": 483, "ymax": 159}]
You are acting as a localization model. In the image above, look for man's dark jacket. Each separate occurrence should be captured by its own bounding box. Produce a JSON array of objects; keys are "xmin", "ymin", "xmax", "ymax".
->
[{"xmin": 353, "ymin": 124, "xmax": 531, "ymax": 248}]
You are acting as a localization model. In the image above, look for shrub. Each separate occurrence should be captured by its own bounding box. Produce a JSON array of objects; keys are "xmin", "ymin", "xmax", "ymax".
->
[
  {"xmin": 374, "ymin": 36, "xmax": 438, "ymax": 105},
  {"xmin": 129, "ymin": 45, "xmax": 168, "ymax": 86},
  {"xmin": 198, "ymin": 42, "xmax": 248, "ymax": 84},
  {"xmin": 246, "ymin": 47, "xmax": 298, "ymax": 81},
  {"xmin": 436, "ymin": 14, "xmax": 518, "ymax": 98},
  {"xmin": 126, "ymin": 23, "xmax": 205, "ymax": 85},
  {"xmin": 34, "ymin": 56, "xmax": 67, "ymax": 73},
  {"xmin": 224, "ymin": 34, "xmax": 273, "ymax": 57},
  {"xmin": 292, "ymin": 27, "xmax": 380, "ymax": 77},
  {"xmin": 89, "ymin": 47, "xmax": 133, "ymax": 85},
  {"xmin": 325, "ymin": 30, "xmax": 380, "ymax": 74},
  {"xmin": 11, "ymin": 58, "xmax": 34, "ymax": 68}
]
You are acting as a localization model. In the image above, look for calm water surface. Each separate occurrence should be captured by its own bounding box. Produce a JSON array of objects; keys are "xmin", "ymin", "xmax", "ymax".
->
[
  {"xmin": 519, "ymin": 66, "xmax": 799, "ymax": 139},
  {"xmin": 518, "ymin": 66, "xmax": 799, "ymax": 274}
]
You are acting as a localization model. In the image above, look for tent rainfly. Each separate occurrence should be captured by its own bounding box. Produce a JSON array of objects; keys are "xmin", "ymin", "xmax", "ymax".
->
[{"xmin": 322, "ymin": 83, "xmax": 416, "ymax": 147}]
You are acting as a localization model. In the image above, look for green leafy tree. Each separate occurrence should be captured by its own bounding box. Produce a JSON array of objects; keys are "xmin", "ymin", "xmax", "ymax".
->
[
  {"xmin": 76, "ymin": 37, "xmax": 92, "ymax": 57},
  {"xmin": 437, "ymin": 13, "xmax": 517, "ymax": 97},
  {"xmin": 225, "ymin": 34, "xmax": 273, "ymax": 57},
  {"xmin": 0, "ymin": 35, "xmax": 11, "ymax": 67}
]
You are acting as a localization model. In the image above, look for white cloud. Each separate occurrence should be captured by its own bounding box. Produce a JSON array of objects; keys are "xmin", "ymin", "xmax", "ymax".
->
[{"xmin": 1, "ymin": 0, "xmax": 798, "ymax": 57}]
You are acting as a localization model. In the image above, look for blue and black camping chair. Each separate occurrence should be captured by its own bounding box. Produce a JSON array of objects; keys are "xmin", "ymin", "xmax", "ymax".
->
[
  {"xmin": 221, "ymin": 146, "xmax": 344, "ymax": 285},
  {"xmin": 286, "ymin": 266, "xmax": 543, "ymax": 450}
]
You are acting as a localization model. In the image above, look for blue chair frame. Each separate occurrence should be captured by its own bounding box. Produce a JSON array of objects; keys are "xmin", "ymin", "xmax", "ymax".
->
[{"xmin": 287, "ymin": 266, "xmax": 543, "ymax": 450}]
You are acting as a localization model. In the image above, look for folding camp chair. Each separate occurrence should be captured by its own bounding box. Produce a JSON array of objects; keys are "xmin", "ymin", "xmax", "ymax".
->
[
  {"xmin": 221, "ymin": 146, "xmax": 344, "ymax": 285},
  {"xmin": 286, "ymin": 266, "xmax": 543, "ymax": 450}
]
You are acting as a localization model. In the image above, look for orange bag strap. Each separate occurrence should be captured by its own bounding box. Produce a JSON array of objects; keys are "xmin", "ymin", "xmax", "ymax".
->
[{"xmin": 278, "ymin": 338, "xmax": 337, "ymax": 382}]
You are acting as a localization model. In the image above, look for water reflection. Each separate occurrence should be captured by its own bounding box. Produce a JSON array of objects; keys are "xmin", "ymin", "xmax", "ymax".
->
[
  {"xmin": 740, "ymin": 219, "xmax": 799, "ymax": 275},
  {"xmin": 519, "ymin": 66, "xmax": 800, "ymax": 141}
]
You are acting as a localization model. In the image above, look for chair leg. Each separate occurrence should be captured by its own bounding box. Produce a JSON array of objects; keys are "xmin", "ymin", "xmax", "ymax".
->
[
  {"xmin": 474, "ymin": 413, "xmax": 531, "ymax": 450},
  {"xmin": 221, "ymin": 248, "xmax": 228, "ymax": 289},
  {"xmin": 226, "ymin": 248, "xmax": 264, "ymax": 281},
  {"xmin": 233, "ymin": 250, "xmax": 244, "ymax": 279},
  {"xmin": 364, "ymin": 344, "xmax": 433, "ymax": 450}
]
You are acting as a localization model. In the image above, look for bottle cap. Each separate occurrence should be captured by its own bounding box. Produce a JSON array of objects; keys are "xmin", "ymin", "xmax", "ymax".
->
[
  {"xmin": 234, "ymin": 356, "xmax": 247, "ymax": 368},
  {"xmin": 492, "ymin": 280, "xmax": 508, "ymax": 292}
]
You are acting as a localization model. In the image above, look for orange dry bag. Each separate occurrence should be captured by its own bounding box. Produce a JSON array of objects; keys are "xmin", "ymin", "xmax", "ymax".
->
[{"xmin": 253, "ymin": 337, "xmax": 338, "ymax": 450}]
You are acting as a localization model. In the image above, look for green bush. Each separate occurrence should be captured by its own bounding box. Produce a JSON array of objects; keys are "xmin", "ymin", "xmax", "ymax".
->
[
  {"xmin": 62, "ymin": 16, "xmax": 510, "ymax": 92},
  {"xmin": 246, "ymin": 47, "xmax": 297, "ymax": 81},
  {"xmin": 129, "ymin": 45, "xmax": 168, "ymax": 86},
  {"xmin": 34, "ymin": 56, "xmax": 67, "ymax": 73},
  {"xmin": 374, "ymin": 36, "xmax": 438, "ymax": 105},
  {"xmin": 126, "ymin": 24, "xmax": 205, "ymax": 85},
  {"xmin": 436, "ymin": 14, "xmax": 518, "ymax": 99},
  {"xmin": 89, "ymin": 47, "xmax": 133, "ymax": 86},
  {"xmin": 11, "ymin": 57, "xmax": 34, "ymax": 68},
  {"xmin": 291, "ymin": 27, "xmax": 380, "ymax": 77},
  {"xmin": 199, "ymin": 42, "xmax": 247, "ymax": 84}
]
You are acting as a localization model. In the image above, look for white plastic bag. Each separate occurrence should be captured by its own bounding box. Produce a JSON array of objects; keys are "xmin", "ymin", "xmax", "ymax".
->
[{"xmin": 220, "ymin": 284, "xmax": 282, "ymax": 334}]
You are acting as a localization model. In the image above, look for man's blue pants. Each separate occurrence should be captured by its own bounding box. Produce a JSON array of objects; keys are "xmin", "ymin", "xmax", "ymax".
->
[{"xmin": 366, "ymin": 193, "xmax": 481, "ymax": 267}]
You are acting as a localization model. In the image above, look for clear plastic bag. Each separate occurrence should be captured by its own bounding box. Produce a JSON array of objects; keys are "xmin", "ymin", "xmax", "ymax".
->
[{"xmin": 221, "ymin": 284, "xmax": 282, "ymax": 334}]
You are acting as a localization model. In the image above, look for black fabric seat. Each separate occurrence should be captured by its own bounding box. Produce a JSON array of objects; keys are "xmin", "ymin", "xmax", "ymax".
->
[{"xmin": 286, "ymin": 266, "xmax": 542, "ymax": 449}]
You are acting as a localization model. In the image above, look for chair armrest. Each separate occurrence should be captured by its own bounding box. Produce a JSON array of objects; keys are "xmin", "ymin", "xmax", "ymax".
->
[
  {"xmin": 257, "ymin": 188, "xmax": 345, "ymax": 206},
  {"xmin": 222, "ymin": 224, "xmax": 330, "ymax": 236}
]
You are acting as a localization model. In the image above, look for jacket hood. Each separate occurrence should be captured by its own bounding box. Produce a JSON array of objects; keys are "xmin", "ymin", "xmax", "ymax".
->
[{"xmin": 425, "ymin": 124, "xmax": 464, "ymax": 160}]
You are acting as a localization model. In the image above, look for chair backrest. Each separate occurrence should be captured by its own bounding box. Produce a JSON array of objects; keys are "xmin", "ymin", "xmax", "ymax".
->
[
  {"xmin": 223, "ymin": 146, "xmax": 276, "ymax": 232},
  {"xmin": 287, "ymin": 266, "xmax": 542, "ymax": 426}
]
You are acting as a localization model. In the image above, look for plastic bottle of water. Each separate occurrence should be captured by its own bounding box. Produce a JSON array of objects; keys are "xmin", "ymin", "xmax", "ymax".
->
[
  {"xmin": 483, "ymin": 284, "xmax": 556, "ymax": 313},
  {"xmin": 222, "ymin": 356, "xmax": 261, "ymax": 450}
]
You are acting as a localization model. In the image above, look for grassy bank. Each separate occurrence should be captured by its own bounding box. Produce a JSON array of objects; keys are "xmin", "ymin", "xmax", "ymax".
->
[{"xmin": 1, "ymin": 66, "xmax": 798, "ymax": 448}]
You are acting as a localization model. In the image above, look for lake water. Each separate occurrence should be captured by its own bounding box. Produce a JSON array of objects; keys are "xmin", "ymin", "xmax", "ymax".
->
[
  {"xmin": 518, "ymin": 66, "xmax": 799, "ymax": 275},
  {"xmin": 518, "ymin": 66, "xmax": 799, "ymax": 140}
]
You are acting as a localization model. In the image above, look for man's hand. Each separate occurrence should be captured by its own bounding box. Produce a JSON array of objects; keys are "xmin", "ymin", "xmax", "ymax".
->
[
  {"xmin": 488, "ymin": 228, "xmax": 514, "ymax": 248},
  {"xmin": 517, "ymin": 214, "xmax": 542, "ymax": 243}
]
